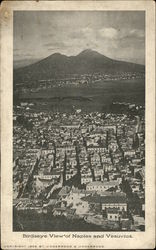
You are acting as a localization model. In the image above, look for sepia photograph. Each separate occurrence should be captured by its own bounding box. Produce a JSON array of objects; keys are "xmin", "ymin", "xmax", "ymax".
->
[
  {"xmin": 1, "ymin": 1, "xmax": 155, "ymax": 249},
  {"xmin": 13, "ymin": 10, "xmax": 145, "ymax": 232}
]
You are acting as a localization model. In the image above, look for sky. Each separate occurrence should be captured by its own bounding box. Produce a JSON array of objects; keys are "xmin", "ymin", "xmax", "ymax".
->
[{"xmin": 14, "ymin": 11, "xmax": 145, "ymax": 66}]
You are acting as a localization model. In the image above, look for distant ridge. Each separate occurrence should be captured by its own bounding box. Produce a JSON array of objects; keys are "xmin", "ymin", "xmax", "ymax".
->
[{"xmin": 14, "ymin": 49, "xmax": 145, "ymax": 83}]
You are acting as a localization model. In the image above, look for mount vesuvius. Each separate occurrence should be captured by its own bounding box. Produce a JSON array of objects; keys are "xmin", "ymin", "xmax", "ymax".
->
[{"xmin": 14, "ymin": 49, "xmax": 145, "ymax": 83}]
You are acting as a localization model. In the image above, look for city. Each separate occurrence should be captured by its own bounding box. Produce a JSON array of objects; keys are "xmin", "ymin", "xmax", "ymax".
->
[
  {"xmin": 13, "ymin": 102, "xmax": 145, "ymax": 231},
  {"xmin": 14, "ymin": 71, "xmax": 145, "ymax": 94}
]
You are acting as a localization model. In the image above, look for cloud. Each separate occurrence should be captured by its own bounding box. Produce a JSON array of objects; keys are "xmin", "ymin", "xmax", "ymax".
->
[
  {"xmin": 44, "ymin": 41, "xmax": 69, "ymax": 49},
  {"xmin": 99, "ymin": 27, "xmax": 145, "ymax": 40},
  {"xmin": 82, "ymin": 27, "xmax": 93, "ymax": 34},
  {"xmin": 99, "ymin": 28, "xmax": 118, "ymax": 39},
  {"xmin": 47, "ymin": 47, "xmax": 61, "ymax": 51},
  {"xmin": 14, "ymin": 52, "xmax": 34, "ymax": 57},
  {"xmin": 43, "ymin": 33, "xmax": 56, "ymax": 40},
  {"xmin": 44, "ymin": 42, "xmax": 53, "ymax": 47},
  {"xmin": 69, "ymin": 30, "xmax": 85, "ymax": 39},
  {"xmin": 129, "ymin": 29, "xmax": 144, "ymax": 38},
  {"xmin": 81, "ymin": 27, "xmax": 95, "ymax": 39}
]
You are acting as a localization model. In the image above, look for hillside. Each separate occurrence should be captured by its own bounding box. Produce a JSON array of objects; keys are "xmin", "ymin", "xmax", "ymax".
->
[{"xmin": 14, "ymin": 49, "xmax": 145, "ymax": 83}]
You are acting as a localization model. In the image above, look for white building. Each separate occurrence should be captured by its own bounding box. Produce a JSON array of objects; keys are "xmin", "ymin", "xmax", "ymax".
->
[{"xmin": 86, "ymin": 180, "xmax": 120, "ymax": 192}]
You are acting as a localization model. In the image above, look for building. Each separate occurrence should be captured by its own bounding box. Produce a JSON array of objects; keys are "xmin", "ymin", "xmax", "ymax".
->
[
  {"xmin": 106, "ymin": 208, "xmax": 120, "ymax": 221},
  {"xmin": 86, "ymin": 180, "xmax": 120, "ymax": 192},
  {"xmin": 101, "ymin": 195, "xmax": 127, "ymax": 211},
  {"xmin": 82, "ymin": 193, "xmax": 127, "ymax": 212}
]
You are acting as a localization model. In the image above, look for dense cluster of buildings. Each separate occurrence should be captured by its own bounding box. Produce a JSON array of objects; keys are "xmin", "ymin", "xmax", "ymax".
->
[
  {"xmin": 13, "ymin": 102, "xmax": 145, "ymax": 231},
  {"xmin": 15, "ymin": 71, "xmax": 145, "ymax": 92}
]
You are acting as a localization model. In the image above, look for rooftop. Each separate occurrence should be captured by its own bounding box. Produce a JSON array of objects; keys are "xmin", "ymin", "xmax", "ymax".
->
[
  {"xmin": 82, "ymin": 194, "xmax": 127, "ymax": 204},
  {"xmin": 87, "ymin": 181, "xmax": 119, "ymax": 186}
]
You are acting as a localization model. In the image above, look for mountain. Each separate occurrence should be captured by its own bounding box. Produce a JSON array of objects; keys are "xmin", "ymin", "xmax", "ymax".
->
[
  {"xmin": 14, "ymin": 49, "xmax": 145, "ymax": 83},
  {"xmin": 13, "ymin": 58, "xmax": 41, "ymax": 69}
]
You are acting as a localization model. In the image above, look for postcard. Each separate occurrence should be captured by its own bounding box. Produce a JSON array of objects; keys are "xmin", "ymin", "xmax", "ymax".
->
[{"xmin": 1, "ymin": 0, "xmax": 155, "ymax": 249}]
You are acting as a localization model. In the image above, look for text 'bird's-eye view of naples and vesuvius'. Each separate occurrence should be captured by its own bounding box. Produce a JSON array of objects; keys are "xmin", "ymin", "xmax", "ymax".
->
[{"xmin": 13, "ymin": 11, "xmax": 145, "ymax": 232}]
